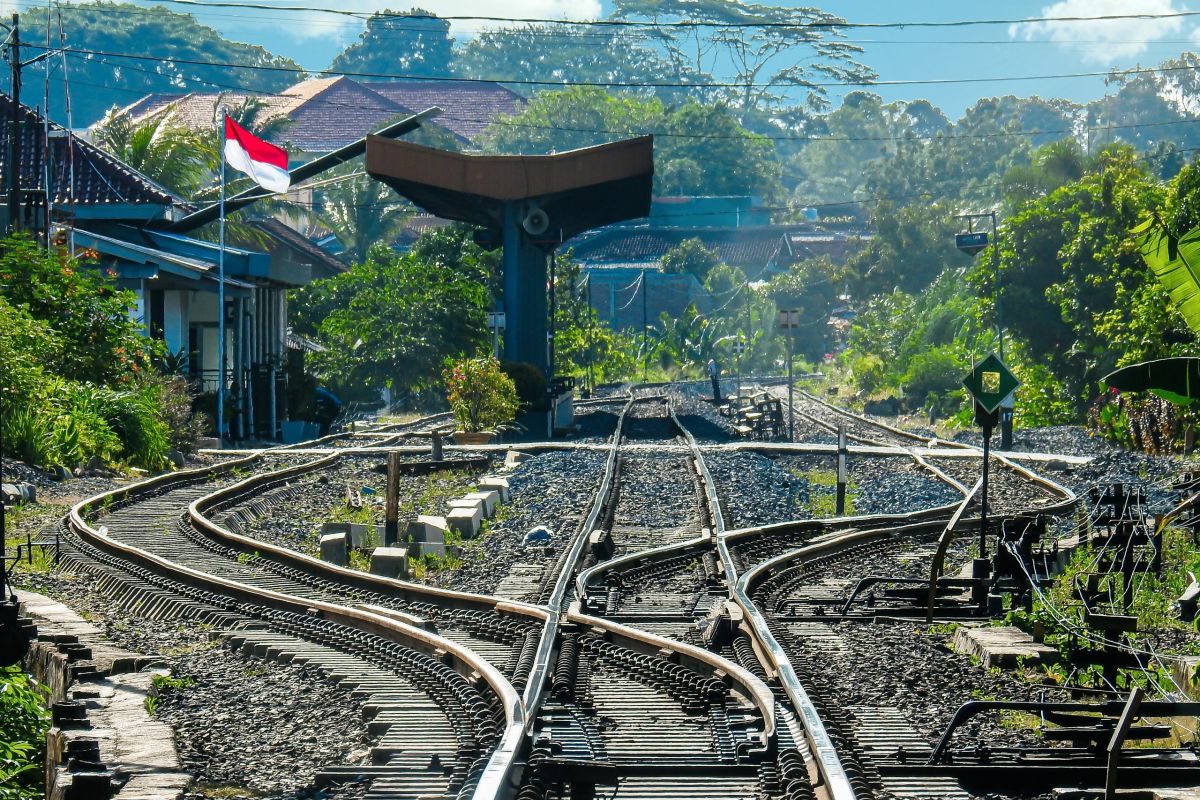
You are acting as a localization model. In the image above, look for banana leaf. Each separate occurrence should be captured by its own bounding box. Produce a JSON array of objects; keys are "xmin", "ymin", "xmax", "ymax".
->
[
  {"xmin": 1102, "ymin": 357, "xmax": 1200, "ymax": 405},
  {"xmin": 1132, "ymin": 217, "xmax": 1200, "ymax": 334}
]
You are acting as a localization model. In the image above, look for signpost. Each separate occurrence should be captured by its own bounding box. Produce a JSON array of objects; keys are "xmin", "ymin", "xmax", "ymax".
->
[
  {"xmin": 955, "ymin": 231, "xmax": 989, "ymax": 256},
  {"xmin": 734, "ymin": 337, "xmax": 746, "ymax": 397},
  {"xmin": 777, "ymin": 308, "xmax": 801, "ymax": 441},
  {"xmin": 487, "ymin": 311, "xmax": 506, "ymax": 359},
  {"xmin": 961, "ymin": 353, "xmax": 1019, "ymax": 561}
]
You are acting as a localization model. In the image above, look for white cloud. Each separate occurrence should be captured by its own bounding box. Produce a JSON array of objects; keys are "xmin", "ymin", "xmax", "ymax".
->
[{"xmin": 1009, "ymin": 0, "xmax": 1186, "ymax": 64}]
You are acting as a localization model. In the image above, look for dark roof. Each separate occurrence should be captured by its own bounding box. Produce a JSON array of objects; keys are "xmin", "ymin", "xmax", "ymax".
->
[
  {"xmin": 251, "ymin": 217, "xmax": 348, "ymax": 277},
  {"xmin": 0, "ymin": 92, "xmax": 179, "ymax": 210},
  {"xmin": 367, "ymin": 81, "xmax": 525, "ymax": 143},
  {"xmin": 569, "ymin": 225, "xmax": 789, "ymax": 275},
  {"xmin": 117, "ymin": 77, "xmax": 523, "ymax": 152}
]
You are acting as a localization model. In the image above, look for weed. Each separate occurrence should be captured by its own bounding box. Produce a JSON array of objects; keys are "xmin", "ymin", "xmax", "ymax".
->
[{"xmin": 234, "ymin": 551, "xmax": 261, "ymax": 566}]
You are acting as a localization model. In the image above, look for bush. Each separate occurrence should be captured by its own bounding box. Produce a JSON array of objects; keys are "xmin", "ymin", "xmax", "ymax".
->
[
  {"xmin": 444, "ymin": 356, "xmax": 520, "ymax": 432},
  {"xmin": 0, "ymin": 666, "xmax": 50, "ymax": 800},
  {"xmin": 902, "ymin": 346, "xmax": 965, "ymax": 411},
  {"xmin": 850, "ymin": 353, "xmax": 886, "ymax": 395}
]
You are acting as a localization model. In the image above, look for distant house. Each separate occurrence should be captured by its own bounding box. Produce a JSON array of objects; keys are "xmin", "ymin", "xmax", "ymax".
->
[
  {"xmin": 566, "ymin": 197, "xmax": 868, "ymax": 330},
  {"xmin": 114, "ymin": 76, "xmax": 525, "ymax": 154},
  {"xmin": 0, "ymin": 92, "xmax": 346, "ymax": 441}
]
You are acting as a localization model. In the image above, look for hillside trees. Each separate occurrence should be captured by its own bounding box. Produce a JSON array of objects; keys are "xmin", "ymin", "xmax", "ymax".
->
[
  {"xmin": 17, "ymin": 2, "xmax": 303, "ymax": 126},
  {"xmin": 327, "ymin": 9, "xmax": 454, "ymax": 78},
  {"xmin": 483, "ymin": 88, "xmax": 782, "ymax": 198}
]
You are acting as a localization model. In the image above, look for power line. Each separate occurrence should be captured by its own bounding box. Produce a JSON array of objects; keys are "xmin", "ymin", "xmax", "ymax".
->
[
  {"xmin": 83, "ymin": 1, "xmax": 1200, "ymax": 32},
  {"xmin": 25, "ymin": 41, "xmax": 1200, "ymax": 94}
]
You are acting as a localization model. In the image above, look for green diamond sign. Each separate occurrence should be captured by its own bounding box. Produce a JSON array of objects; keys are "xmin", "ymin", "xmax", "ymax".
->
[{"xmin": 962, "ymin": 353, "xmax": 1019, "ymax": 414}]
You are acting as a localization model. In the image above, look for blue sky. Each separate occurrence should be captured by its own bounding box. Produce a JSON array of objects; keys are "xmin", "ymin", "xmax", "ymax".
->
[{"xmin": 32, "ymin": 0, "xmax": 1200, "ymax": 117}]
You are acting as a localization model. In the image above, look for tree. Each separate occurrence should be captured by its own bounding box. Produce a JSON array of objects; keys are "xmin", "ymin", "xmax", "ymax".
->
[
  {"xmin": 90, "ymin": 108, "xmax": 215, "ymax": 197},
  {"xmin": 484, "ymin": 88, "xmax": 782, "ymax": 198},
  {"xmin": 843, "ymin": 202, "xmax": 968, "ymax": 299},
  {"xmin": 317, "ymin": 167, "xmax": 413, "ymax": 264},
  {"xmin": 765, "ymin": 256, "xmax": 843, "ymax": 360},
  {"xmin": 457, "ymin": 24, "xmax": 695, "ymax": 94},
  {"xmin": 16, "ymin": 2, "xmax": 302, "ymax": 126},
  {"xmin": 328, "ymin": 9, "xmax": 454, "ymax": 78},
  {"xmin": 291, "ymin": 241, "xmax": 490, "ymax": 399},
  {"xmin": 661, "ymin": 239, "xmax": 721, "ymax": 279},
  {"xmin": 611, "ymin": 0, "xmax": 874, "ymax": 114}
]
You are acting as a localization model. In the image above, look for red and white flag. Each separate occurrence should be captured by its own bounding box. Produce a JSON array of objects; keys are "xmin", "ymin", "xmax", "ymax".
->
[{"xmin": 223, "ymin": 115, "xmax": 290, "ymax": 194}]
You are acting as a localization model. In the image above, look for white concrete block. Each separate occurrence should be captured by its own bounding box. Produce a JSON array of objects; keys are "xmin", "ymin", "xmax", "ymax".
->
[
  {"xmin": 448, "ymin": 497, "xmax": 486, "ymax": 519},
  {"xmin": 319, "ymin": 533, "xmax": 348, "ymax": 567},
  {"xmin": 446, "ymin": 506, "xmax": 482, "ymax": 539},
  {"xmin": 478, "ymin": 475, "xmax": 511, "ymax": 502},
  {"xmin": 369, "ymin": 547, "xmax": 408, "ymax": 579},
  {"xmin": 408, "ymin": 515, "xmax": 448, "ymax": 543},
  {"xmin": 463, "ymin": 490, "xmax": 499, "ymax": 517}
]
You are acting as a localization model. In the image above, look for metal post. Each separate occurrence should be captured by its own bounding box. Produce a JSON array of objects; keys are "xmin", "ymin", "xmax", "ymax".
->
[
  {"xmin": 548, "ymin": 252, "xmax": 556, "ymax": 379},
  {"xmin": 585, "ymin": 275, "xmax": 595, "ymax": 393},
  {"xmin": 980, "ymin": 416, "xmax": 991, "ymax": 559},
  {"xmin": 431, "ymin": 430, "xmax": 443, "ymax": 462},
  {"xmin": 7, "ymin": 13, "xmax": 20, "ymax": 233},
  {"xmin": 836, "ymin": 425, "xmax": 847, "ymax": 514},
  {"xmin": 992, "ymin": 210, "xmax": 1013, "ymax": 451},
  {"xmin": 384, "ymin": 450, "xmax": 401, "ymax": 546},
  {"xmin": 787, "ymin": 332, "xmax": 795, "ymax": 442},
  {"xmin": 217, "ymin": 130, "xmax": 226, "ymax": 445},
  {"xmin": 641, "ymin": 268, "xmax": 648, "ymax": 383}
]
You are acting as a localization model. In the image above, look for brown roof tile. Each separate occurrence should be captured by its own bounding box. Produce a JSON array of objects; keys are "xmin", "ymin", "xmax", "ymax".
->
[
  {"xmin": 116, "ymin": 77, "xmax": 521, "ymax": 153},
  {"xmin": 0, "ymin": 92, "xmax": 179, "ymax": 210}
]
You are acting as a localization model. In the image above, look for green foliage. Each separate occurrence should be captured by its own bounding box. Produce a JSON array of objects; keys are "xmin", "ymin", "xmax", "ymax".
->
[
  {"xmin": 290, "ymin": 237, "xmax": 490, "ymax": 400},
  {"xmin": 660, "ymin": 239, "xmax": 721, "ymax": 280},
  {"xmin": 444, "ymin": 357, "xmax": 520, "ymax": 432},
  {"xmin": 482, "ymin": 88, "xmax": 783, "ymax": 199},
  {"xmin": 0, "ymin": 236, "xmax": 160, "ymax": 386},
  {"xmin": 90, "ymin": 109, "xmax": 215, "ymax": 198},
  {"xmin": 902, "ymin": 346, "xmax": 966, "ymax": 413},
  {"xmin": 316, "ymin": 167, "xmax": 414, "ymax": 263},
  {"xmin": 0, "ymin": 237, "xmax": 193, "ymax": 469},
  {"xmin": 610, "ymin": 0, "xmax": 873, "ymax": 114},
  {"xmin": 17, "ymin": 2, "xmax": 304, "ymax": 127},
  {"xmin": 0, "ymin": 666, "xmax": 50, "ymax": 800},
  {"xmin": 328, "ymin": 9, "xmax": 454, "ymax": 77}
]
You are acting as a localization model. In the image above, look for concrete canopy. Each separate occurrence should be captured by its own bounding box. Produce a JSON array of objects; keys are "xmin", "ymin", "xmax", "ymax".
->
[
  {"xmin": 364, "ymin": 135, "xmax": 654, "ymax": 384},
  {"xmin": 364, "ymin": 136, "xmax": 654, "ymax": 242}
]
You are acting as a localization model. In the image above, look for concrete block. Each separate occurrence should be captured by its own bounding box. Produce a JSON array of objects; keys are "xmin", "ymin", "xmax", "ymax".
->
[
  {"xmin": 464, "ymin": 490, "xmax": 500, "ymax": 517},
  {"xmin": 478, "ymin": 476, "xmax": 511, "ymax": 503},
  {"xmin": 504, "ymin": 451, "xmax": 532, "ymax": 469},
  {"xmin": 2, "ymin": 482, "xmax": 35, "ymax": 505},
  {"xmin": 446, "ymin": 506, "xmax": 482, "ymax": 539},
  {"xmin": 321, "ymin": 522, "xmax": 380, "ymax": 548},
  {"xmin": 409, "ymin": 539, "xmax": 445, "ymax": 558},
  {"xmin": 369, "ymin": 547, "xmax": 408, "ymax": 579},
  {"xmin": 319, "ymin": 533, "xmax": 348, "ymax": 567},
  {"xmin": 950, "ymin": 625, "xmax": 1058, "ymax": 669},
  {"xmin": 407, "ymin": 515, "xmax": 447, "ymax": 543},
  {"xmin": 448, "ymin": 497, "xmax": 486, "ymax": 519}
]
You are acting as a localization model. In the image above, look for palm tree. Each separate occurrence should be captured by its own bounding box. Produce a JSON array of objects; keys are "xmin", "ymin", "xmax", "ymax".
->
[
  {"xmin": 219, "ymin": 95, "xmax": 291, "ymax": 142},
  {"xmin": 90, "ymin": 106, "xmax": 216, "ymax": 197},
  {"xmin": 317, "ymin": 170, "xmax": 412, "ymax": 264}
]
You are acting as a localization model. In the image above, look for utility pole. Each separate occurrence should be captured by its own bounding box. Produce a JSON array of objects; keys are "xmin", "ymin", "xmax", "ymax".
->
[{"xmin": 7, "ymin": 13, "xmax": 20, "ymax": 233}]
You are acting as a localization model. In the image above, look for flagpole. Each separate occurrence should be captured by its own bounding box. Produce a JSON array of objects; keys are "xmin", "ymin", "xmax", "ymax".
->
[{"xmin": 217, "ymin": 115, "xmax": 226, "ymax": 446}]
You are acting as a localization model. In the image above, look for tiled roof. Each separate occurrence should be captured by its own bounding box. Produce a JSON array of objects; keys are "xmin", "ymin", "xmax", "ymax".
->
[
  {"xmin": 0, "ymin": 93, "xmax": 179, "ymax": 210},
  {"xmin": 251, "ymin": 217, "xmax": 347, "ymax": 275},
  {"xmin": 366, "ymin": 81, "xmax": 525, "ymax": 143},
  {"xmin": 115, "ymin": 77, "xmax": 522, "ymax": 152}
]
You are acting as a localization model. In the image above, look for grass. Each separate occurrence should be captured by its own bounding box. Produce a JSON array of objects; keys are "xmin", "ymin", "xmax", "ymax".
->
[
  {"xmin": 4, "ymin": 503, "xmax": 62, "ymax": 575},
  {"xmin": 789, "ymin": 466, "xmax": 857, "ymax": 517}
]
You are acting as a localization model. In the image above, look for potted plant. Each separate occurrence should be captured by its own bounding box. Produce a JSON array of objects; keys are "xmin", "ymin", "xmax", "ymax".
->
[{"xmin": 444, "ymin": 356, "xmax": 520, "ymax": 444}]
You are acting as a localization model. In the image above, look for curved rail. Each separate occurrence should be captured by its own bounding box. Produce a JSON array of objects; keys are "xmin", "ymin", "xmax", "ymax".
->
[{"xmin": 64, "ymin": 454, "xmax": 524, "ymax": 800}]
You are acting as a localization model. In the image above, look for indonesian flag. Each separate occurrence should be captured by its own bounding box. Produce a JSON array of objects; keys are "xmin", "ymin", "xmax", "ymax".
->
[{"xmin": 223, "ymin": 115, "xmax": 290, "ymax": 194}]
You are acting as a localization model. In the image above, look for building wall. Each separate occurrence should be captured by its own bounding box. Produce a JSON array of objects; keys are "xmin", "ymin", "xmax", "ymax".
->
[{"xmin": 585, "ymin": 269, "xmax": 711, "ymax": 330}]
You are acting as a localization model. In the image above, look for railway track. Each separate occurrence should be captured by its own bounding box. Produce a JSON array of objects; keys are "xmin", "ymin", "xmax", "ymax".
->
[{"xmin": 22, "ymin": 384, "xmax": 1196, "ymax": 799}]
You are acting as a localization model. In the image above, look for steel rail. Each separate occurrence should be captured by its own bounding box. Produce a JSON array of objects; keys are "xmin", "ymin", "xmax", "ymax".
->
[
  {"xmin": 186, "ymin": 452, "xmax": 549, "ymax": 618},
  {"xmin": 64, "ymin": 459, "xmax": 524, "ymax": 798}
]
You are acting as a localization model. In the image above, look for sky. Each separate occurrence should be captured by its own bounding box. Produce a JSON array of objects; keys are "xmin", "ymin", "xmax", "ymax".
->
[{"xmin": 23, "ymin": 0, "xmax": 1200, "ymax": 116}]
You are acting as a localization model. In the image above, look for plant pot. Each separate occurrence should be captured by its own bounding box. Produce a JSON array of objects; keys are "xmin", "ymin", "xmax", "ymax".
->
[{"xmin": 452, "ymin": 430, "xmax": 495, "ymax": 445}]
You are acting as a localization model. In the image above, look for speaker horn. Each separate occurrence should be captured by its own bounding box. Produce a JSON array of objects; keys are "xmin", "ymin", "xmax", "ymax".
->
[{"xmin": 522, "ymin": 205, "xmax": 550, "ymax": 236}]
